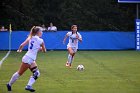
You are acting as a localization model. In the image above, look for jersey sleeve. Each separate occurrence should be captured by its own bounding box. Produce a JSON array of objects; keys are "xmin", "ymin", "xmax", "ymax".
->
[
  {"xmin": 39, "ymin": 38, "xmax": 44, "ymax": 45},
  {"xmin": 77, "ymin": 32, "xmax": 82, "ymax": 39},
  {"xmin": 66, "ymin": 32, "xmax": 72, "ymax": 36}
]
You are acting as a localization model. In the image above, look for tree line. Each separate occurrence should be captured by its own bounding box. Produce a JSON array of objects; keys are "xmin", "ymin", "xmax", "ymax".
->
[{"xmin": 0, "ymin": 0, "xmax": 137, "ymax": 31}]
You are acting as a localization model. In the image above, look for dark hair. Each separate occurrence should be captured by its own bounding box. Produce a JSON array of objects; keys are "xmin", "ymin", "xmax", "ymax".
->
[{"xmin": 71, "ymin": 25, "xmax": 77, "ymax": 34}]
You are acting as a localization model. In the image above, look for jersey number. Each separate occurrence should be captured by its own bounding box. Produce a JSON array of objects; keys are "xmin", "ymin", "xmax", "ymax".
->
[{"xmin": 30, "ymin": 41, "xmax": 34, "ymax": 49}]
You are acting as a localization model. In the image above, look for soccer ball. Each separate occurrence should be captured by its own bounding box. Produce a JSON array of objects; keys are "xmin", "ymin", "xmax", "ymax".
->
[{"xmin": 77, "ymin": 64, "xmax": 84, "ymax": 71}]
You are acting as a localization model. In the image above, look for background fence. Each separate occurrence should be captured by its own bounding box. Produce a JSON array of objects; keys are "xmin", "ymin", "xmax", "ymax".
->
[{"xmin": 0, "ymin": 31, "xmax": 135, "ymax": 50}]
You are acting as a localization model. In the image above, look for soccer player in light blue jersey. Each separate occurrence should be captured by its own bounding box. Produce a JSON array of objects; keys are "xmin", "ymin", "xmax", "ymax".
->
[{"xmin": 63, "ymin": 25, "xmax": 82, "ymax": 68}]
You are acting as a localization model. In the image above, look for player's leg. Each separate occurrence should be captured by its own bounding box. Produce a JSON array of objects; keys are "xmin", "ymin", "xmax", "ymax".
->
[
  {"xmin": 25, "ymin": 62, "xmax": 40, "ymax": 92},
  {"xmin": 67, "ymin": 47, "xmax": 75, "ymax": 67},
  {"xmin": 69, "ymin": 47, "xmax": 77, "ymax": 67},
  {"xmin": 7, "ymin": 62, "xmax": 30, "ymax": 91},
  {"xmin": 66, "ymin": 47, "xmax": 73, "ymax": 66}
]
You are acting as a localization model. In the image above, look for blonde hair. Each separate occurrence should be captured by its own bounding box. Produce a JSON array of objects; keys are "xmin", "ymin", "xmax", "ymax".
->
[{"xmin": 28, "ymin": 26, "xmax": 42, "ymax": 39}]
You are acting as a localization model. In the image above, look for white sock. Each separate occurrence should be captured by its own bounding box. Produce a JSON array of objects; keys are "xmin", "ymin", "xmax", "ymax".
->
[
  {"xmin": 27, "ymin": 76, "xmax": 35, "ymax": 86},
  {"xmin": 8, "ymin": 72, "xmax": 20, "ymax": 86},
  {"xmin": 68, "ymin": 54, "xmax": 73, "ymax": 64}
]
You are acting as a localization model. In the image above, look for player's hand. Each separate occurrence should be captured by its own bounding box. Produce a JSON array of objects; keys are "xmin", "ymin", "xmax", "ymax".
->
[
  {"xmin": 17, "ymin": 50, "xmax": 22, "ymax": 53},
  {"xmin": 76, "ymin": 34, "xmax": 79, "ymax": 39},
  {"xmin": 39, "ymin": 47, "xmax": 42, "ymax": 52}
]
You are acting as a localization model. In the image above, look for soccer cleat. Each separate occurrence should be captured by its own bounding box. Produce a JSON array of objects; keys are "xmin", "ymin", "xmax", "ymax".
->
[
  {"xmin": 69, "ymin": 64, "xmax": 72, "ymax": 68},
  {"xmin": 25, "ymin": 85, "xmax": 35, "ymax": 92},
  {"xmin": 6, "ymin": 83, "xmax": 12, "ymax": 91}
]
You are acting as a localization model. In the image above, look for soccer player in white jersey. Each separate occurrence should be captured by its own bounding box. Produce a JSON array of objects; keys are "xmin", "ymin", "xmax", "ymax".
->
[
  {"xmin": 63, "ymin": 25, "xmax": 82, "ymax": 68},
  {"xmin": 6, "ymin": 26, "xmax": 46, "ymax": 92}
]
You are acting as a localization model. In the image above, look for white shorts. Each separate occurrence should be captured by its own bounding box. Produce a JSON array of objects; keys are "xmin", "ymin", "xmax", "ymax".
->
[
  {"xmin": 22, "ymin": 55, "xmax": 35, "ymax": 65},
  {"xmin": 67, "ymin": 46, "xmax": 77, "ymax": 53}
]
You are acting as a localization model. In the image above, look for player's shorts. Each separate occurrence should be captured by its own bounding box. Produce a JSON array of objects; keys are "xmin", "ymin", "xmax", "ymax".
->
[
  {"xmin": 67, "ymin": 46, "xmax": 77, "ymax": 53},
  {"xmin": 22, "ymin": 55, "xmax": 35, "ymax": 65}
]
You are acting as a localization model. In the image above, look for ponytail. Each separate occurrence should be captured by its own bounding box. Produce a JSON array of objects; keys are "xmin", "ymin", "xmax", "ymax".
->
[
  {"xmin": 28, "ymin": 26, "xmax": 36, "ymax": 39},
  {"xmin": 28, "ymin": 26, "xmax": 42, "ymax": 39}
]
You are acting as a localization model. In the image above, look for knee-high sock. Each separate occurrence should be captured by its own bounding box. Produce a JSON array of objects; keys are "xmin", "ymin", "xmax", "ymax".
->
[
  {"xmin": 68, "ymin": 54, "xmax": 73, "ymax": 64},
  {"xmin": 8, "ymin": 72, "xmax": 20, "ymax": 86},
  {"xmin": 27, "ymin": 76, "xmax": 35, "ymax": 86},
  {"xmin": 27, "ymin": 70, "xmax": 40, "ymax": 87}
]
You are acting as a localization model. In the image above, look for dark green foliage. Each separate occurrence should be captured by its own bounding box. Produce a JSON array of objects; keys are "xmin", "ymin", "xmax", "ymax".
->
[{"xmin": 0, "ymin": 0, "xmax": 137, "ymax": 31}]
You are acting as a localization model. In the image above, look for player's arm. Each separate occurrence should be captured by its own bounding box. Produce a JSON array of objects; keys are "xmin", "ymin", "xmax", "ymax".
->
[
  {"xmin": 77, "ymin": 37, "xmax": 82, "ymax": 42},
  {"xmin": 17, "ymin": 38, "xmax": 30, "ymax": 52},
  {"xmin": 40, "ymin": 42, "xmax": 46, "ymax": 53},
  {"xmin": 63, "ymin": 34, "xmax": 68, "ymax": 44},
  {"xmin": 76, "ymin": 34, "xmax": 82, "ymax": 42}
]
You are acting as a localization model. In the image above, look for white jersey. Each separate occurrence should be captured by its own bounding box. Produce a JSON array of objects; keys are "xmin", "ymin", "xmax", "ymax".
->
[
  {"xmin": 25, "ymin": 36, "xmax": 43, "ymax": 60},
  {"xmin": 67, "ymin": 32, "xmax": 82, "ymax": 49},
  {"xmin": 48, "ymin": 26, "xmax": 57, "ymax": 31}
]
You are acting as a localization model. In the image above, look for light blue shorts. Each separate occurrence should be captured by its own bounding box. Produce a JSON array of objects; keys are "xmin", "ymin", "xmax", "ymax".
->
[{"xmin": 22, "ymin": 55, "xmax": 35, "ymax": 65}]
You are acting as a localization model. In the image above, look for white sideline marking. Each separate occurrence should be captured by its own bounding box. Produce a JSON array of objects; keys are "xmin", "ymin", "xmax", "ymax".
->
[{"xmin": 0, "ymin": 51, "xmax": 11, "ymax": 67}]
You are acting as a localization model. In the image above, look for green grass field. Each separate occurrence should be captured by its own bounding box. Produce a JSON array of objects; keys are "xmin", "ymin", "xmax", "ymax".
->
[{"xmin": 0, "ymin": 50, "xmax": 140, "ymax": 93}]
